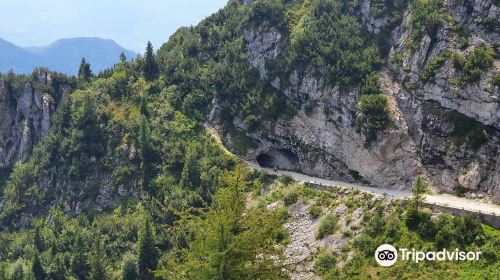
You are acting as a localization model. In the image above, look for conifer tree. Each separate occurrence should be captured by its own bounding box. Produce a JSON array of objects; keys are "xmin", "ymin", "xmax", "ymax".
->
[
  {"xmin": 138, "ymin": 116, "xmax": 153, "ymax": 194},
  {"xmin": 122, "ymin": 258, "xmax": 138, "ymax": 280},
  {"xmin": 31, "ymin": 253, "xmax": 46, "ymax": 280},
  {"xmin": 163, "ymin": 165, "xmax": 286, "ymax": 279},
  {"xmin": 119, "ymin": 52, "xmax": 127, "ymax": 64},
  {"xmin": 412, "ymin": 176, "xmax": 427, "ymax": 211},
  {"xmin": 144, "ymin": 41, "xmax": 158, "ymax": 81},
  {"xmin": 34, "ymin": 227, "xmax": 44, "ymax": 252},
  {"xmin": 137, "ymin": 218, "xmax": 157, "ymax": 279},
  {"xmin": 11, "ymin": 265, "xmax": 24, "ymax": 280},
  {"xmin": 71, "ymin": 235, "xmax": 90, "ymax": 280},
  {"xmin": 89, "ymin": 237, "xmax": 108, "ymax": 280},
  {"xmin": 78, "ymin": 58, "xmax": 93, "ymax": 82},
  {"xmin": 405, "ymin": 176, "xmax": 428, "ymax": 230}
]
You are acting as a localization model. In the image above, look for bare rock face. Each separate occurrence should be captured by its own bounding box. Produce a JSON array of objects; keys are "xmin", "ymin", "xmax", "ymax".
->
[
  {"xmin": 211, "ymin": 0, "xmax": 500, "ymax": 203},
  {"xmin": 458, "ymin": 161, "xmax": 482, "ymax": 190},
  {"xmin": 0, "ymin": 70, "xmax": 70, "ymax": 168},
  {"xmin": 360, "ymin": 0, "xmax": 389, "ymax": 34},
  {"xmin": 243, "ymin": 25, "xmax": 282, "ymax": 80}
]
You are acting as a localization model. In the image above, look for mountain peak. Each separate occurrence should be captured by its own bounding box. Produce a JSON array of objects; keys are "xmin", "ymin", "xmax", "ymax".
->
[{"xmin": 0, "ymin": 37, "xmax": 136, "ymax": 75}]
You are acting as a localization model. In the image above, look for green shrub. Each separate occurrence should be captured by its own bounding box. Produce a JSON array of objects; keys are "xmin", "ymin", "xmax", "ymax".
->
[
  {"xmin": 278, "ymin": 174, "xmax": 293, "ymax": 185},
  {"xmin": 410, "ymin": 0, "xmax": 449, "ymax": 40},
  {"xmin": 461, "ymin": 44, "xmax": 495, "ymax": 84},
  {"xmin": 451, "ymin": 52, "xmax": 465, "ymax": 70},
  {"xmin": 308, "ymin": 204, "xmax": 323, "ymax": 219},
  {"xmin": 421, "ymin": 53, "xmax": 449, "ymax": 81},
  {"xmin": 342, "ymin": 230, "xmax": 353, "ymax": 237},
  {"xmin": 317, "ymin": 214, "xmax": 339, "ymax": 239},
  {"xmin": 360, "ymin": 73, "xmax": 380, "ymax": 96},
  {"xmin": 356, "ymin": 94, "xmax": 389, "ymax": 142},
  {"xmin": 491, "ymin": 74, "xmax": 500, "ymax": 87},
  {"xmin": 283, "ymin": 191, "xmax": 299, "ymax": 206},
  {"xmin": 314, "ymin": 252, "xmax": 337, "ymax": 275}
]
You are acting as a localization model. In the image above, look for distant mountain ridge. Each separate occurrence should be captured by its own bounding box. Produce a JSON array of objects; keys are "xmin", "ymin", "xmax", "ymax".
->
[{"xmin": 0, "ymin": 37, "xmax": 136, "ymax": 76}]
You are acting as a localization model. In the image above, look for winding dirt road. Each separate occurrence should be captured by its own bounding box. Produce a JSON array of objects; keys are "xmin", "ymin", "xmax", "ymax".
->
[{"xmin": 205, "ymin": 123, "xmax": 500, "ymax": 216}]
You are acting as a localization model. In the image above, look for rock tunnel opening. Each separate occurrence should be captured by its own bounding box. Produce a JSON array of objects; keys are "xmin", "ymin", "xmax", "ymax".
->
[
  {"xmin": 256, "ymin": 148, "xmax": 299, "ymax": 170},
  {"xmin": 256, "ymin": 153, "xmax": 274, "ymax": 168}
]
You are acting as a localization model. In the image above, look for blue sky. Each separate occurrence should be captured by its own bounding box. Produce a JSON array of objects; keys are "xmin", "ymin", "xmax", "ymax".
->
[{"xmin": 0, "ymin": 0, "xmax": 228, "ymax": 52}]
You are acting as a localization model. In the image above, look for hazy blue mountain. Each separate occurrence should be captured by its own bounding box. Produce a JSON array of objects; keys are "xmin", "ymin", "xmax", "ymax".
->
[
  {"xmin": 0, "ymin": 38, "xmax": 42, "ymax": 74},
  {"xmin": 0, "ymin": 37, "xmax": 136, "ymax": 76}
]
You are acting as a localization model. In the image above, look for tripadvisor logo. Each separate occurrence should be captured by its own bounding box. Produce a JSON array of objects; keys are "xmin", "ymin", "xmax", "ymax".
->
[
  {"xmin": 375, "ymin": 244, "xmax": 398, "ymax": 266},
  {"xmin": 375, "ymin": 244, "xmax": 482, "ymax": 267}
]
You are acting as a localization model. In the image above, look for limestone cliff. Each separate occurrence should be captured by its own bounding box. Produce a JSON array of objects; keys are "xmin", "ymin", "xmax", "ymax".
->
[
  {"xmin": 211, "ymin": 0, "xmax": 500, "ymax": 203},
  {"xmin": 0, "ymin": 70, "xmax": 71, "ymax": 168}
]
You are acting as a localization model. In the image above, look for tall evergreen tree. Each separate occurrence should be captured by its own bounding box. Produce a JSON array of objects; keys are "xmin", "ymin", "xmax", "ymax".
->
[
  {"xmin": 78, "ymin": 58, "xmax": 93, "ymax": 82},
  {"xmin": 122, "ymin": 258, "xmax": 138, "ymax": 280},
  {"xmin": 412, "ymin": 176, "xmax": 427, "ymax": 211},
  {"xmin": 138, "ymin": 116, "xmax": 154, "ymax": 194},
  {"xmin": 144, "ymin": 41, "xmax": 158, "ymax": 81},
  {"xmin": 89, "ymin": 237, "xmax": 108, "ymax": 280},
  {"xmin": 31, "ymin": 253, "xmax": 46, "ymax": 280},
  {"xmin": 10, "ymin": 265, "xmax": 24, "ymax": 280},
  {"xmin": 71, "ymin": 235, "xmax": 90, "ymax": 280},
  {"xmin": 119, "ymin": 52, "xmax": 127, "ymax": 64},
  {"xmin": 34, "ymin": 227, "xmax": 45, "ymax": 252},
  {"xmin": 405, "ymin": 176, "xmax": 429, "ymax": 230},
  {"xmin": 137, "ymin": 218, "xmax": 157, "ymax": 279},
  {"xmin": 162, "ymin": 165, "xmax": 286, "ymax": 279}
]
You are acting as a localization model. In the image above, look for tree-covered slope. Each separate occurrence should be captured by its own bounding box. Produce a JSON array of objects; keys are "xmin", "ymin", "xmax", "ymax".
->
[{"xmin": 0, "ymin": 0, "xmax": 499, "ymax": 279}]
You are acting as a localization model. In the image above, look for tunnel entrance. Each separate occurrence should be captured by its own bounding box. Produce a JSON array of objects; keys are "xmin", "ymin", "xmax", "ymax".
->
[
  {"xmin": 256, "ymin": 153, "xmax": 274, "ymax": 168},
  {"xmin": 256, "ymin": 148, "xmax": 299, "ymax": 170}
]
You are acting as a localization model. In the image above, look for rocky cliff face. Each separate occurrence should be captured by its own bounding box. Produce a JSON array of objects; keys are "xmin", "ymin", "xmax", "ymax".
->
[
  {"xmin": 212, "ymin": 0, "xmax": 500, "ymax": 203},
  {"xmin": 0, "ymin": 71, "xmax": 71, "ymax": 169}
]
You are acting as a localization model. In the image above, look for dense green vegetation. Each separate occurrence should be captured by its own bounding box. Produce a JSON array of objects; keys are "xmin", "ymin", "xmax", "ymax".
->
[
  {"xmin": 306, "ymin": 180, "xmax": 500, "ymax": 280},
  {"xmin": 460, "ymin": 44, "xmax": 496, "ymax": 85},
  {"xmin": 408, "ymin": 0, "xmax": 449, "ymax": 44},
  {"xmin": 285, "ymin": 0, "xmax": 383, "ymax": 86},
  {"xmin": 421, "ymin": 52, "xmax": 449, "ymax": 82},
  {"xmin": 356, "ymin": 75, "xmax": 390, "ymax": 143}
]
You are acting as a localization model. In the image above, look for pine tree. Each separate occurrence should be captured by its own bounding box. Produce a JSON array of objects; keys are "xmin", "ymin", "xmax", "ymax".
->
[
  {"xmin": 137, "ymin": 218, "xmax": 157, "ymax": 279},
  {"xmin": 162, "ymin": 165, "xmax": 286, "ymax": 279},
  {"xmin": 138, "ymin": 116, "xmax": 153, "ymax": 194},
  {"xmin": 412, "ymin": 176, "xmax": 427, "ymax": 211},
  {"xmin": 10, "ymin": 265, "xmax": 24, "ymax": 280},
  {"xmin": 122, "ymin": 258, "xmax": 138, "ymax": 280},
  {"xmin": 78, "ymin": 58, "xmax": 93, "ymax": 82},
  {"xmin": 34, "ymin": 227, "xmax": 45, "ymax": 252},
  {"xmin": 143, "ymin": 41, "xmax": 158, "ymax": 81},
  {"xmin": 405, "ymin": 176, "xmax": 428, "ymax": 230},
  {"xmin": 88, "ymin": 237, "xmax": 108, "ymax": 280},
  {"xmin": 32, "ymin": 253, "xmax": 46, "ymax": 280},
  {"xmin": 119, "ymin": 52, "xmax": 127, "ymax": 64},
  {"xmin": 71, "ymin": 235, "xmax": 90, "ymax": 280}
]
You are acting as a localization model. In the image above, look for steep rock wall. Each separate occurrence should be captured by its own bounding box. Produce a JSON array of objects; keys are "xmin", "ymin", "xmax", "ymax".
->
[
  {"xmin": 213, "ymin": 0, "xmax": 500, "ymax": 202},
  {"xmin": 0, "ymin": 71, "xmax": 71, "ymax": 168}
]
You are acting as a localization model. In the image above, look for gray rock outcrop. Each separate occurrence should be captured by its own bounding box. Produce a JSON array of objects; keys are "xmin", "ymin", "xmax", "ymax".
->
[{"xmin": 0, "ymin": 70, "xmax": 70, "ymax": 168}]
